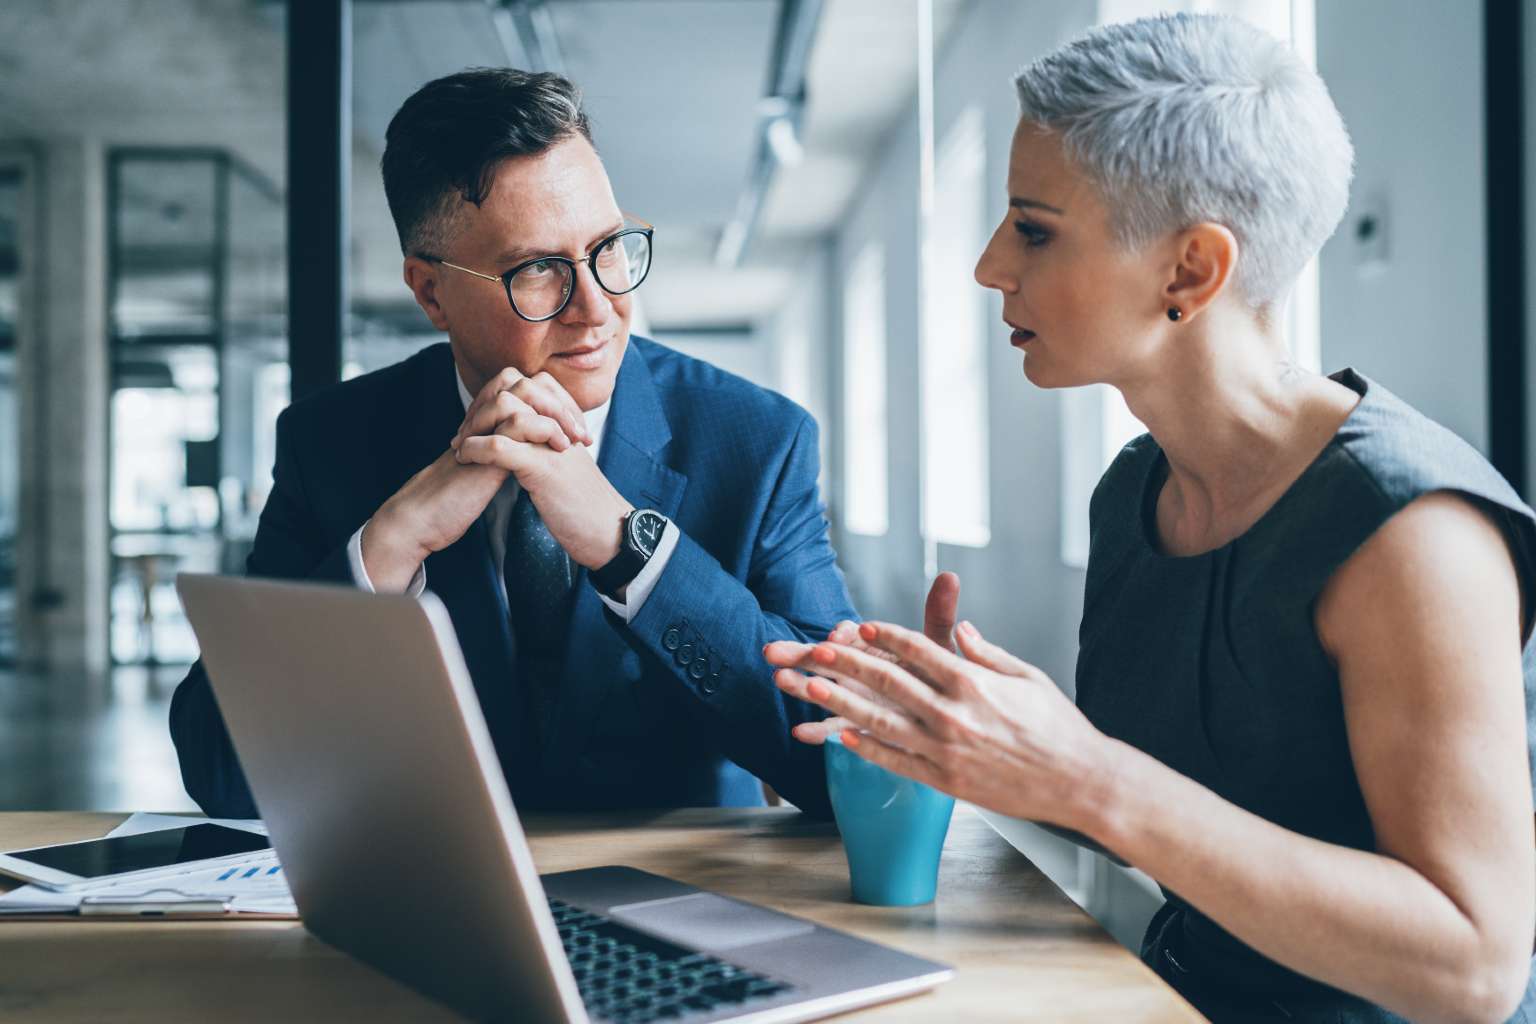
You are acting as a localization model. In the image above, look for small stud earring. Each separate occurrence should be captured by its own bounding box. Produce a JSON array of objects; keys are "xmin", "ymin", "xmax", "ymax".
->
[{"xmin": 1167, "ymin": 306, "xmax": 1182, "ymax": 322}]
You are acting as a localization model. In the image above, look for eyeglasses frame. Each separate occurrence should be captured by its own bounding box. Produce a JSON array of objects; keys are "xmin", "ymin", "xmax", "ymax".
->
[{"xmin": 421, "ymin": 213, "xmax": 655, "ymax": 323}]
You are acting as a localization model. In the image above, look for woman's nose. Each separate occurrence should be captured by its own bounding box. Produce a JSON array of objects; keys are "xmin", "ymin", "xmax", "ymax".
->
[{"xmin": 974, "ymin": 226, "xmax": 1012, "ymax": 293}]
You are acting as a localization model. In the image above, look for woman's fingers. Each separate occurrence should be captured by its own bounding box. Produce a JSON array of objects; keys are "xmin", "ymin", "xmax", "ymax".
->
[
  {"xmin": 853, "ymin": 622, "xmax": 970, "ymax": 694},
  {"xmin": 955, "ymin": 621, "xmax": 1038, "ymax": 678},
  {"xmin": 763, "ymin": 639, "xmax": 814, "ymax": 668},
  {"xmin": 773, "ymin": 666, "xmax": 824, "ymax": 702},
  {"xmin": 774, "ymin": 667, "xmax": 886, "ymax": 711},
  {"xmin": 839, "ymin": 729, "xmax": 948, "ymax": 792},
  {"xmin": 790, "ymin": 716, "xmax": 850, "ymax": 745},
  {"xmin": 774, "ymin": 666, "xmax": 880, "ymax": 706},
  {"xmin": 801, "ymin": 642, "xmax": 950, "ymax": 724},
  {"xmin": 828, "ymin": 620, "xmax": 861, "ymax": 645},
  {"xmin": 775, "ymin": 670, "xmax": 935, "ymax": 755},
  {"xmin": 827, "ymin": 620, "xmax": 900, "ymax": 664}
]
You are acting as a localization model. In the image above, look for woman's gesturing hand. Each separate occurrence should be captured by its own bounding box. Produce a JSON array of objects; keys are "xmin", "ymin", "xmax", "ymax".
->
[
  {"xmin": 765, "ymin": 619, "xmax": 1115, "ymax": 831},
  {"xmin": 787, "ymin": 572, "xmax": 963, "ymax": 745}
]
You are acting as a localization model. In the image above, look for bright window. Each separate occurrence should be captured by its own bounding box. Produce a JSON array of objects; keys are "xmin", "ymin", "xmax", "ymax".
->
[
  {"xmin": 842, "ymin": 243, "xmax": 889, "ymax": 537},
  {"xmin": 921, "ymin": 107, "xmax": 990, "ymax": 548}
]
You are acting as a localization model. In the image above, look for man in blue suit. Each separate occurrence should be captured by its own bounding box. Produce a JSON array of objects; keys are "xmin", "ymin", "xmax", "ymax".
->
[{"xmin": 170, "ymin": 68, "xmax": 857, "ymax": 819}]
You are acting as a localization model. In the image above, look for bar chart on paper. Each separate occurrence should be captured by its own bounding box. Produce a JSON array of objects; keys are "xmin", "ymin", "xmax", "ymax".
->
[
  {"xmin": 162, "ymin": 853, "xmax": 293, "ymax": 913},
  {"xmin": 0, "ymin": 814, "xmax": 297, "ymax": 915}
]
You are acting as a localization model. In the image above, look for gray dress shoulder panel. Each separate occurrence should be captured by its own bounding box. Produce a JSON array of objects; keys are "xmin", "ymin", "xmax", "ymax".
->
[{"xmin": 1075, "ymin": 369, "xmax": 1536, "ymax": 1018}]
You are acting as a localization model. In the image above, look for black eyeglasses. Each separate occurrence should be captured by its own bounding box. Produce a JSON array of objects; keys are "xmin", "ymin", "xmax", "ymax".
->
[{"xmin": 422, "ymin": 214, "xmax": 654, "ymax": 322}]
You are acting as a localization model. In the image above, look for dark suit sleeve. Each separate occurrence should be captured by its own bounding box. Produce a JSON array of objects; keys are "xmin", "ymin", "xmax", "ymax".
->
[
  {"xmin": 169, "ymin": 406, "xmax": 357, "ymax": 818},
  {"xmin": 622, "ymin": 414, "xmax": 855, "ymax": 819}
]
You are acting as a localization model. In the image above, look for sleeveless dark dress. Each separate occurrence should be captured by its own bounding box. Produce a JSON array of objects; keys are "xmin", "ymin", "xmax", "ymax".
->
[{"xmin": 1076, "ymin": 369, "xmax": 1536, "ymax": 1023}]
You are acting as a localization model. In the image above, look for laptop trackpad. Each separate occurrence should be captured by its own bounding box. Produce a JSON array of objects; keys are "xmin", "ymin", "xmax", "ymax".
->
[{"xmin": 608, "ymin": 893, "xmax": 815, "ymax": 952}]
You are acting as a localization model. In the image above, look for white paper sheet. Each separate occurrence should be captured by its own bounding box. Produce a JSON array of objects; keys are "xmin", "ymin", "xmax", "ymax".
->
[{"xmin": 0, "ymin": 813, "xmax": 295, "ymax": 915}]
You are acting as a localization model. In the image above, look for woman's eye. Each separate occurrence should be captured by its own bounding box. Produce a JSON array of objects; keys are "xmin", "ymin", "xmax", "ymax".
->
[{"xmin": 1013, "ymin": 220, "xmax": 1051, "ymax": 247}]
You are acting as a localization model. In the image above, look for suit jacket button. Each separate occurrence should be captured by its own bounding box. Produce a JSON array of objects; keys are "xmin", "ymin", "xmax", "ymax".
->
[
  {"xmin": 688, "ymin": 659, "xmax": 708, "ymax": 681},
  {"xmin": 662, "ymin": 627, "xmax": 681, "ymax": 651},
  {"xmin": 701, "ymin": 674, "xmax": 720, "ymax": 694},
  {"xmin": 677, "ymin": 643, "xmax": 695, "ymax": 665}
]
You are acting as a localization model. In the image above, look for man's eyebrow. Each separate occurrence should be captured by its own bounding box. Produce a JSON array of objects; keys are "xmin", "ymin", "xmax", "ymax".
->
[
  {"xmin": 1010, "ymin": 196, "xmax": 1065, "ymax": 215},
  {"xmin": 492, "ymin": 222, "xmax": 627, "ymax": 266},
  {"xmin": 492, "ymin": 244, "xmax": 543, "ymax": 266}
]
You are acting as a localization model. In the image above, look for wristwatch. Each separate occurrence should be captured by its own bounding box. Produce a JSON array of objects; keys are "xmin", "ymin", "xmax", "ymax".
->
[{"xmin": 591, "ymin": 508, "xmax": 669, "ymax": 598}]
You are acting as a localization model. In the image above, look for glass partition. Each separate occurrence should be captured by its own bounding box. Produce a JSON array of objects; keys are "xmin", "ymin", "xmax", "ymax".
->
[{"xmin": 107, "ymin": 152, "xmax": 287, "ymax": 665}]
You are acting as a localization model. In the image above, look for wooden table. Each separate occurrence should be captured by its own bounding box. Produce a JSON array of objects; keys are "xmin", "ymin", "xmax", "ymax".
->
[{"xmin": 0, "ymin": 808, "xmax": 1202, "ymax": 1022}]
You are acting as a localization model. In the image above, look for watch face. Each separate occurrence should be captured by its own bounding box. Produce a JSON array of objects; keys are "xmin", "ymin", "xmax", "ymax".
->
[{"xmin": 628, "ymin": 510, "xmax": 666, "ymax": 558}]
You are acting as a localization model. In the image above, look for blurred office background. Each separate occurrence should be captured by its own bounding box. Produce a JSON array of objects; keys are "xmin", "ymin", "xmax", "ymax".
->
[{"xmin": 0, "ymin": 0, "xmax": 1529, "ymax": 949}]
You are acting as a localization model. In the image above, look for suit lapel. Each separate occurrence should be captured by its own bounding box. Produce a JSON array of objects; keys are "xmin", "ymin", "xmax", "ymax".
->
[{"xmin": 543, "ymin": 340, "xmax": 688, "ymax": 773}]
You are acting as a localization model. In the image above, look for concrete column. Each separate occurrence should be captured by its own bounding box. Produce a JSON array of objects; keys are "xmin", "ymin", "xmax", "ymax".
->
[{"xmin": 17, "ymin": 137, "xmax": 109, "ymax": 673}]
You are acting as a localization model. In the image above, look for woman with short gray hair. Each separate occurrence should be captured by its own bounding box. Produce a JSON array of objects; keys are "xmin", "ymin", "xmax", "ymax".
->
[{"xmin": 769, "ymin": 13, "xmax": 1536, "ymax": 1023}]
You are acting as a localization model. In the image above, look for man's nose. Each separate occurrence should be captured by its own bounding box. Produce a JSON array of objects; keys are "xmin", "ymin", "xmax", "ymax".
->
[{"xmin": 559, "ymin": 260, "xmax": 613, "ymax": 325}]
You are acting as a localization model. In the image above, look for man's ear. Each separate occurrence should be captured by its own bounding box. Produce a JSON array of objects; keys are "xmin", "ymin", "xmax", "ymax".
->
[
  {"xmin": 1163, "ymin": 222, "xmax": 1238, "ymax": 322},
  {"xmin": 403, "ymin": 256, "xmax": 451, "ymax": 332}
]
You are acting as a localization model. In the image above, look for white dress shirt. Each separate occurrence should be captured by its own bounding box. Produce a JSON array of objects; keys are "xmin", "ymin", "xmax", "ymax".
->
[{"xmin": 346, "ymin": 363, "xmax": 678, "ymax": 622}]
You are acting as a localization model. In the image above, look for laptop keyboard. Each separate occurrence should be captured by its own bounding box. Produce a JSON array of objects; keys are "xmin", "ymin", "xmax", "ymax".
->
[{"xmin": 547, "ymin": 897, "xmax": 795, "ymax": 1023}]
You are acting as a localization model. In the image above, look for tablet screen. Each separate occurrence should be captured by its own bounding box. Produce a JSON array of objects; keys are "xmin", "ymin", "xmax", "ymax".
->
[{"xmin": 9, "ymin": 824, "xmax": 270, "ymax": 879}]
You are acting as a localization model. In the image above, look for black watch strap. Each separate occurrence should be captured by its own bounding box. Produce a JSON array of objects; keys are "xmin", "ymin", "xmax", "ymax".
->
[{"xmin": 592, "ymin": 509, "xmax": 668, "ymax": 598}]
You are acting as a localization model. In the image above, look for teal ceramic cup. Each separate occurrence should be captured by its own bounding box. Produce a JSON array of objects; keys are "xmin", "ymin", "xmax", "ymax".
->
[{"xmin": 824, "ymin": 732, "xmax": 955, "ymax": 906}]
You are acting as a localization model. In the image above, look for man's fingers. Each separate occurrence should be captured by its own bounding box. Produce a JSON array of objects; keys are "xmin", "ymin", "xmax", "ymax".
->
[
  {"xmin": 955, "ymin": 621, "xmax": 1038, "ymax": 678},
  {"xmin": 456, "ymin": 367, "xmax": 592, "ymax": 450},
  {"xmin": 498, "ymin": 409, "xmax": 574, "ymax": 451},
  {"xmin": 520, "ymin": 371, "xmax": 591, "ymax": 446},
  {"xmin": 923, "ymin": 571, "xmax": 961, "ymax": 652},
  {"xmin": 462, "ymin": 367, "xmax": 526, "ymax": 438},
  {"xmin": 455, "ymin": 433, "xmax": 532, "ymax": 471},
  {"xmin": 474, "ymin": 367, "xmax": 524, "ymax": 409},
  {"xmin": 532, "ymin": 371, "xmax": 590, "ymax": 439},
  {"xmin": 459, "ymin": 392, "xmax": 559, "ymax": 450}
]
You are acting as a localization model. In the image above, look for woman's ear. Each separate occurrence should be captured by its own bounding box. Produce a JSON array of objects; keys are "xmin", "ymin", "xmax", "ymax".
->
[
  {"xmin": 1163, "ymin": 222, "xmax": 1239, "ymax": 322},
  {"xmin": 403, "ymin": 256, "xmax": 452, "ymax": 332}
]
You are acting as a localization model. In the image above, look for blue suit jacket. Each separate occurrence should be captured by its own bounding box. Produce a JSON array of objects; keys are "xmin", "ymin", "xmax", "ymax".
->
[{"xmin": 170, "ymin": 337, "xmax": 855, "ymax": 819}]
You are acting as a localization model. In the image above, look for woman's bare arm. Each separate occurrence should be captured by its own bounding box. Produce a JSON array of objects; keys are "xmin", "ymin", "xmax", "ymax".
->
[
  {"xmin": 1086, "ymin": 492, "xmax": 1534, "ymax": 1022},
  {"xmin": 768, "ymin": 493, "xmax": 1534, "ymax": 1023}
]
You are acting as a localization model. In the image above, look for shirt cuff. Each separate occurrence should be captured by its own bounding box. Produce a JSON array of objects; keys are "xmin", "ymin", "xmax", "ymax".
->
[
  {"xmin": 596, "ymin": 520, "xmax": 680, "ymax": 623},
  {"xmin": 349, "ymin": 520, "xmax": 427, "ymax": 597}
]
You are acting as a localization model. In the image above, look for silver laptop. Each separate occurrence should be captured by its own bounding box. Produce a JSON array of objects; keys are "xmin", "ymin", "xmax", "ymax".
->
[{"xmin": 176, "ymin": 574, "xmax": 952, "ymax": 1023}]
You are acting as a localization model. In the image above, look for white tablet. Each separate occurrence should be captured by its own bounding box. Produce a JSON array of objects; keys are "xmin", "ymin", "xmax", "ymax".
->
[{"xmin": 0, "ymin": 823, "xmax": 272, "ymax": 892}]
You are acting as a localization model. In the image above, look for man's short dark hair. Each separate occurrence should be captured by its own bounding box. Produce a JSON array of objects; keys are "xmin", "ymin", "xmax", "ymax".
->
[{"xmin": 382, "ymin": 67, "xmax": 593, "ymax": 256}]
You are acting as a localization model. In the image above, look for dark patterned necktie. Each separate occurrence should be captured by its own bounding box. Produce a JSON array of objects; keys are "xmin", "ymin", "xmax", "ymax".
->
[{"xmin": 503, "ymin": 487, "xmax": 576, "ymax": 744}]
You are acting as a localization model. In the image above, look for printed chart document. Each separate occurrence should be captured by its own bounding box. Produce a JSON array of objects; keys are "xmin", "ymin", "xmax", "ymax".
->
[{"xmin": 0, "ymin": 813, "xmax": 295, "ymax": 916}]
